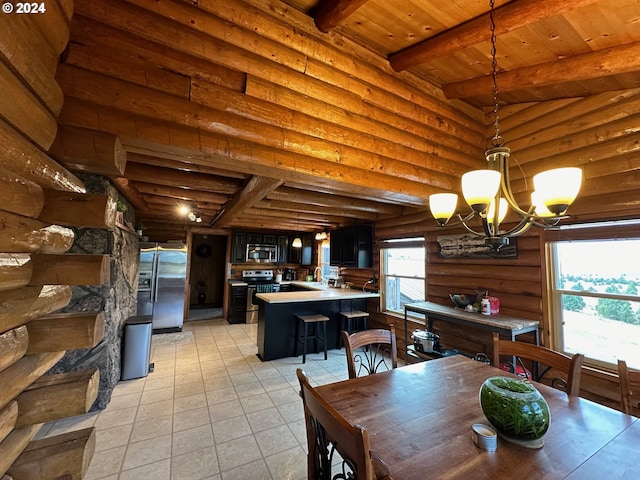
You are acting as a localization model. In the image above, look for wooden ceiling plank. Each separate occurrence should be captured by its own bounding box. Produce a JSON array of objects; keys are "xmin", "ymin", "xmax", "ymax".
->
[
  {"xmin": 211, "ymin": 176, "xmax": 285, "ymax": 228},
  {"xmin": 257, "ymin": 199, "xmax": 379, "ymax": 221},
  {"xmin": 313, "ymin": 0, "xmax": 371, "ymax": 33},
  {"xmin": 389, "ymin": 0, "xmax": 599, "ymax": 72},
  {"xmin": 443, "ymin": 40, "xmax": 640, "ymax": 101}
]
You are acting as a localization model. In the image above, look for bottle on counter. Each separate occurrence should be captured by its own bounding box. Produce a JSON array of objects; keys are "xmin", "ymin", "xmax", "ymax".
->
[{"xmin": 481, "ymin": 295, "xmax": 491, "ymax": 316}]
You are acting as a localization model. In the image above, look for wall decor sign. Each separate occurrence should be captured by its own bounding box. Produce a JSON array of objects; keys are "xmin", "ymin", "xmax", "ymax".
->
[{"xmin": 437, "ymin": 234, "xmax": 517, "ymax": 259}]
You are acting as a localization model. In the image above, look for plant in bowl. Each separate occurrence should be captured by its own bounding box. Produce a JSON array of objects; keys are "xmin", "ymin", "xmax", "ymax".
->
[{"xmin": 479, "ymin": 376, "xmax": 550, "ymax": 448}]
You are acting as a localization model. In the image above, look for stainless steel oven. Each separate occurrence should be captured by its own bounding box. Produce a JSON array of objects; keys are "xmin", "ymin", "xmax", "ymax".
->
[{"xmin": 243, "ymin": 270, "xmax": 276, "ymax": 323}]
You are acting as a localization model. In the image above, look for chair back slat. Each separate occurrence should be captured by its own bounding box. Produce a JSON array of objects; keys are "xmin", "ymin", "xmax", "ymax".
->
[
  {"xmin": 492, "ymin": 332, "xmax": 584, "ymax": 397},
  {"xmin": 618, "ymin": 360, "xmax": 640, "ymax": 416},
  {"xmin": 342, "ymin": 325, "xmax": 397, "ymax": 379}
]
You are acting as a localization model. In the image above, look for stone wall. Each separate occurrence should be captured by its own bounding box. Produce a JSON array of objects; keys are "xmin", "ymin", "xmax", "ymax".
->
[{"xmin": 48, "ymin": 174, "xmax": 139, "ymax": 410}]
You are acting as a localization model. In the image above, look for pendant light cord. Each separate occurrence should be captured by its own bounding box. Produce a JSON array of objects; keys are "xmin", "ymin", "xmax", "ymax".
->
[{"xmin": 489, "ymin": 0, "xmax": 503, "ymax": 147}]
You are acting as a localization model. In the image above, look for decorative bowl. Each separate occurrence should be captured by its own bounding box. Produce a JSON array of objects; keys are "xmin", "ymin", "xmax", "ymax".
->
[
  {"xmin": 449, "ymin": 293, "xmax": 477, "ymax": 308},
  {"xmin": 479, "ymin": 376, "xmax": 550, "ymax": 448}
]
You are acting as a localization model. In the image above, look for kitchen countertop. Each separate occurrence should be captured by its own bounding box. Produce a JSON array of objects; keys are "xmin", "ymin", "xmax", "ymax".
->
[
  {"xmin": 228, "ymin": 280, "xmax": 248, "ymax": 286},
  {"xmin": 256, "ymin": 283, "xmax": 379, "ymax": 303}
]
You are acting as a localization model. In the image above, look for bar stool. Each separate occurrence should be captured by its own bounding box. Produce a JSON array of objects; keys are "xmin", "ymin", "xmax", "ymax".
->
[
  {"xmin": 337, "ymin": 300, "xmax": 369, "ymax": 348},
  {"xmin": 294, "ymin": 314, "xmax": 329, "ymax": 363}
]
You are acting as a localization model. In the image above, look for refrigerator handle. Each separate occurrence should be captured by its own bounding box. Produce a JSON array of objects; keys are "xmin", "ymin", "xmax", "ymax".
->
[{"xmin": 151, "ymin": 252, "xmax": 159, "ymax": 303}]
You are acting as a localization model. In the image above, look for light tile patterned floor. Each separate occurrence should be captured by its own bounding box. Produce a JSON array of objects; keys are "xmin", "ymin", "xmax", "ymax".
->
[{"xmin": 39, "ymin": 318, "xmax": 353, "ymax": 480}]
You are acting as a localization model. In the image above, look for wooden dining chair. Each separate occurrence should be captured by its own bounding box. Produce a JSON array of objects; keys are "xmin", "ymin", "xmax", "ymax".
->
[
  {"xmin": 617, "ymin": 359, "xmax": 640, "ymax": 415},
  {"xmin": 296, "ymin": 369, "xmax": 392, "ymax": 480},
  {"xmin": 492, "ymin": 332, "xmax": 584, "ymax": 397},
  {"xmin": 342, "ymin": 324, "xmax": 397, "ymax": 379}
]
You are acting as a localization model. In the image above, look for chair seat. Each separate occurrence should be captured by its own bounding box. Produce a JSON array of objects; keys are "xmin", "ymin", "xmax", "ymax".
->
[
  {"xmin": 298, "ymin": 314, "xmax": 329, "ymax": 323},
  {"xmin": 339, "ymin": 310, "xmax": 369, "ymax": 319}
]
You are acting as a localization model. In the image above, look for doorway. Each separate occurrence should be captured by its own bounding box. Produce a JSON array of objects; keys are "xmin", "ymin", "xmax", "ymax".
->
[{"xmin": 189, "ymin": 234, "xmax": 226, "ymax": 313}]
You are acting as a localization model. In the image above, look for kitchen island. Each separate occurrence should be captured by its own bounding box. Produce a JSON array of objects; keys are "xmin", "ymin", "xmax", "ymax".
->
[{"xmin": 255, "ymin": 284, "xmax": 379, "ymax": 361}]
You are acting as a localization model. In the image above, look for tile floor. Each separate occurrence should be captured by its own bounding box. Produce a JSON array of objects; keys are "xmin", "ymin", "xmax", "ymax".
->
[{"xmin": 38, "ymin": 318, "xmax": 355, "ymax": 480}]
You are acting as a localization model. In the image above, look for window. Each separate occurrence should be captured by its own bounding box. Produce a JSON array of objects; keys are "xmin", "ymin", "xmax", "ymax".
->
[
  {"xmin": 550, "ymin": 238, "xmax": 640, "ymax": 369},
  {"xmin": 381, "ymin": 238, "xmax": 425, "ymax": 315},
  {"xmin": 318, "ymin": 238, "xmax": 336, "ymax": 279}
]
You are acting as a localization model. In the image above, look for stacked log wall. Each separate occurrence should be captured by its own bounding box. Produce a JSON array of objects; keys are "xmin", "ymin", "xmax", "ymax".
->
[
  {"xmin": 373, "ymin": 88, "xmax": 640, "ymax": 410},
  {"xmin": 0, "ymin": 1, "xmax": 109, "ymax": 477}
]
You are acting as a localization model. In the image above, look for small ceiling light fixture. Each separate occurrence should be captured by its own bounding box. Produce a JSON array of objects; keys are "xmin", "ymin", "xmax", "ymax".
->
[
  {"xmin": 315, "ymin": 231, "xmax": 327, "ymax": 241},
  {"xmin": 428, "ymin": 0, "xmax": 582, "ymax": 249},
  {"xmin": 181, "ymin": 205, "xmax": 203, "ymax": 223}
]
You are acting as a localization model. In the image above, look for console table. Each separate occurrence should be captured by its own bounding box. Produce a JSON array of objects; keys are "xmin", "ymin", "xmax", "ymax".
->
[{"xmin": 403, "ymin": 301, "xmax": 540, "ymax": 363}]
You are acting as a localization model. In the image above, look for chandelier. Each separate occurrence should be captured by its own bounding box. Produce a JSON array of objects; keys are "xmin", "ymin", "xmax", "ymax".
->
[{"xmin": 428, "ymin": 0, "xmax": 582, "ymax": 249}]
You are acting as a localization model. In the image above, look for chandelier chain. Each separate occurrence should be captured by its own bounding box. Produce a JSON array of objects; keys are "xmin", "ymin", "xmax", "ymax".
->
[{"xmin": 489, "ymin": 0, "xmax": 502, "ymax": 147}]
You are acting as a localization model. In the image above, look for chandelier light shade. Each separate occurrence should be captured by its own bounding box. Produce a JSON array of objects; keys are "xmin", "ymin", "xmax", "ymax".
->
[
  {"xmin": 292, "ymin": 236, "xmax": 302, "ymax": 248},
  {"xmin": 315, "ymin": 231, "xmax": 327, "ymax": 240},
  {"xmin": 428, "ymin": 0, "xmax": 582, "ymax": 249}
]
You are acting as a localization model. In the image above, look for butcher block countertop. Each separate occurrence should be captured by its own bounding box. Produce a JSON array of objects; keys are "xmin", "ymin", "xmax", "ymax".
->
[{"xmin": 257, "ymin": 284, "xmax": 379, "ymax": 304}]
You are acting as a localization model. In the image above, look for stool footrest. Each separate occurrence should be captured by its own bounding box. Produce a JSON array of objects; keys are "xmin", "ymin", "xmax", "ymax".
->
[
  {"xmin": 339, "ymin": 311, "xmax": 369, "ymax": 319},
  {"xmin": 298, "ymin": 314, "xmax": 329, "ymax": 323}
]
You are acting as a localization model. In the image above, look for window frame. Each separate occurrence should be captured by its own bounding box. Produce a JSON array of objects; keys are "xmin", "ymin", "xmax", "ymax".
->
[
  {"xmin": 379, "ymin": 237, "xmax": 426, "ymax": 317},
  {"xmin": 546, "ymin": 221, "xmax": 640, "ymax": 370}
]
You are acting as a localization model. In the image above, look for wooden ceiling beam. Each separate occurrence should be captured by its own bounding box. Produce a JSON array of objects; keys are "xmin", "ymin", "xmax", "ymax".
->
[
  {"xmin": 124, "ymin": 163, "xmax": 240, "ymax": 195},
  {"xmin": 313, "ymin": 0, "xmax": 371, "ymax": 33},
  {"xmin": 127, "ymin": 152, "xmax": 248, "ymax": 179},
  {"xmin": 442, "ymin": 41, "xmax": 640, "ymax": 101},
  {"xmin": 132, "ymin": 182, "xmax": 230, "ymax": 205},
  {"xmin": 268, "ymin": 186, "xmax": 402, "ymax": 215},
  {"xmin": 211, "ymin": 176, "xmax": 285, "ymax": 228},
  {"xmin": 389, "ymin": 0, "xmax": 599, "ymax": 72},
  {"xmin": 257, "ymin": 199, "xmax": 379, "ymax": 221}
]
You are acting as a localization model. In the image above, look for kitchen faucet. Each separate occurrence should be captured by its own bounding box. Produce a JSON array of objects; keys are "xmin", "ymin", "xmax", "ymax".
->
[{"xmin": 314, "ymin": 266, "xmax": 322, "ymax": 282}]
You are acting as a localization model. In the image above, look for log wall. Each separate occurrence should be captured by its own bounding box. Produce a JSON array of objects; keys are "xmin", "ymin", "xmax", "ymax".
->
[
  {"xmin": 0, "ymin": 1, "xmax": 106, "ymax": 477},
  {"xmin": 371, "ymin": 88, "xmax": 640, "ymax": 410}
]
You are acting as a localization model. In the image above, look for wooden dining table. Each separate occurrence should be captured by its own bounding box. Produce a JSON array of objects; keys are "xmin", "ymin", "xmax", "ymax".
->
[{"xmin": 315, "ymin": 355, "xmax": 639, "ymax": 479}]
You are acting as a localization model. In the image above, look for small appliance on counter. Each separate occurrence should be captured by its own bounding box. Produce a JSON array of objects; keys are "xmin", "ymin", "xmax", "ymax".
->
[{"xmin": 412, "ymin": 330, "xmax": 440, "ymax": 353}]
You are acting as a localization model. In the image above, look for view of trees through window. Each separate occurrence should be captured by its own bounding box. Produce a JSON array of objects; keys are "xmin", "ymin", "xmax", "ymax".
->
[{"xmin": 554, "ymin": 239, "xmax": 640, "ymax": 369}]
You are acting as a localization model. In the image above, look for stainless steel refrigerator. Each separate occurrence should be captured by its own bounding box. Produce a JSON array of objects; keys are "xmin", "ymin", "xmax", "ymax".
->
[{"xmin": 137, "ymin": 242, "xmax": 188, "ymax": 332}]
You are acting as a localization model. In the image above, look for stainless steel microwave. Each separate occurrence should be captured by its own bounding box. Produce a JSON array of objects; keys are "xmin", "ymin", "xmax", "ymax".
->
[{"xmin": 246, "ymin": 244, "xmax": 278, "ymax": 263}]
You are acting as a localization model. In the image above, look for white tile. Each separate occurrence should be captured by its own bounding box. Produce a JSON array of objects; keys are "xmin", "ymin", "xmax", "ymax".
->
[
  {"xmin": 94, "ymin": 423, "xmax": 133, "ymax": 452},
  {"xmin": 216, "ymin": 435, "xmax": 262, "ymax": 472},
  {"xmin": 122, "ymin": 434, "xmax": 172, "ymax": 471},
  {"xmin": 212, "ymin": 415, "xmax": 251, "ymax": 444},
  {"xmin": 171, "ymin": 446, "xmax": 220, "ymax": 480},
  {"xmin": 120, "ymin": 459, "xmax": 171, "ymax": 480},
  {"xmin": 220, "ymin": 458, "xmax": 271, "ymax": 480},
  {"xmin": 85, "ymin": 446, "xmax": 126, "ymax": 479},
  {"xmin": 130, "ymin": 414, "xmax": 173, "ymax": 443},
  {"xmin": 172, "ymin": 424, "xmax": 215, "ymax": 456},
  {"xmin": 174, "ymin": 406, "xmax": 211, "ymax": 432},
  {"xmin": 264, "ymin": 445, "xmax": 307, "ymax": 480},
  {"xmin": 254, "ymin": 424, "xmax": 299, "ymax": 457}
]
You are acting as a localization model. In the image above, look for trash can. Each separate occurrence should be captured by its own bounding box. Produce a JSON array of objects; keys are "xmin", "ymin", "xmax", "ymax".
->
[{"xmin": 121, "ymin": 315, "xmax": 153, "ymax": 380}]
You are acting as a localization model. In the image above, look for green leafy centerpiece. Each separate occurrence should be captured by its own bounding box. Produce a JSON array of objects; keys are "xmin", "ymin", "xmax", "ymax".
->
[{"xmin": 479, "ymin": 376, "xmax": 550, "ymax": 449}]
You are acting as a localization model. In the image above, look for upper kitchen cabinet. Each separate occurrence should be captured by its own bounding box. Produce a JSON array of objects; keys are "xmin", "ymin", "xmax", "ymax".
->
[
  {"xmin": 330, "ymin": 225, "xmax": 373, "ymax": 268},
  {"xmin": 277, "ymin": 235, "xmax": 289, "ymax": 264},
  {"xmin": 232, "ymin": 232, "xmax": 246, "ymax": 263},
  {"xmin": 288, "ymin": 233, "xmax": 314, "ymax": 266}
]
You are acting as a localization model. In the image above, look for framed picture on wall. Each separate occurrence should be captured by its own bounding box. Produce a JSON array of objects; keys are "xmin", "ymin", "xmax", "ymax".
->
[{"xmin": 436, "ymin": 234, "xmax": 517, "ymax": 259}]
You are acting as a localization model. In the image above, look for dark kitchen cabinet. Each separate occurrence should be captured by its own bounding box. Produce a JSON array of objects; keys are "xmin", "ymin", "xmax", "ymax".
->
[
  {"xmin": 246, "ymin": 232, "xmax": 262, "ymax": 244},
  {"xmin": 232, "ymin": 232, "xmax": 246, "ymax": 263},
  {"xmin": 288, "ymin": 233, "xmax": 313, "ymax": 265},
  {"xmin": 277, "ymin": 235, "xmax": 288, "ymax": 264},
  {"xmin": 330, "ymin": 225, "xmax": 373, "ymax": 268},
  {"xmin": 263, "ymin": 234, "xmax": 277, "ymax": 244},
  {"xmin": 228, "ymin": 284, "xmax": 247, "ymax": 324}
]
